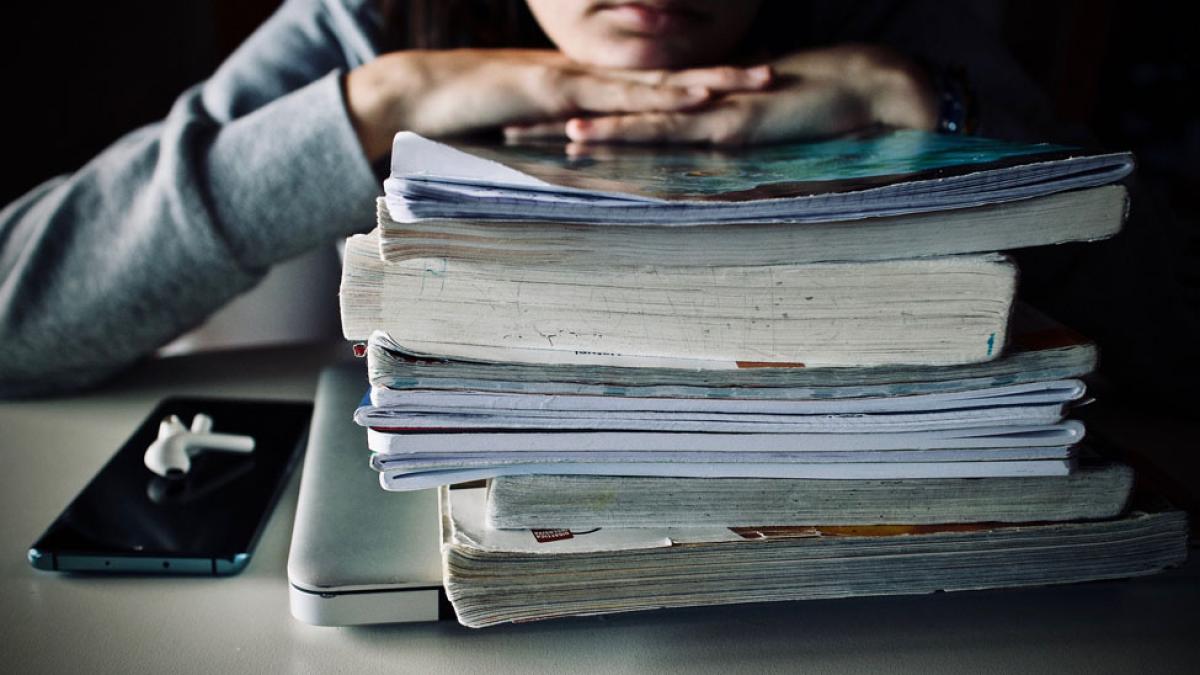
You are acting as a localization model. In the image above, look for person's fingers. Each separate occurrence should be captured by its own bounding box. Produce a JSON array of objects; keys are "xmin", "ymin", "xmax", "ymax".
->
[
  {"xmin": 566, "ymin": 105, "xmax": 750, "ymax": 145},
  {"xmin": 564, "ymin": 142, "xmax": 622, "ymax": 160},
  {"xmin": 503, "ymin": 121, "xmax": 569, "ymax": 141},
  {"xmin": 751, "ymin": 84, "xmax": 873, "ymax": 141},
  {"xmin": 560, "ymin": 74, "xmax": 712, "ymax": 114},
  {"xmin": 599, "ymin": 65, "xmax": 773, "ymax": 93},
  {"xmin": 671, "ymin": 64, "xmax": 772, "ymax": 92}
]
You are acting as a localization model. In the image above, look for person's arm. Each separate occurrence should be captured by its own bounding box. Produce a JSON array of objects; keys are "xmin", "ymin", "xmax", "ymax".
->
[{"xmin": 0, "ymin": 0, "xmax": 382, "ymax": 397}]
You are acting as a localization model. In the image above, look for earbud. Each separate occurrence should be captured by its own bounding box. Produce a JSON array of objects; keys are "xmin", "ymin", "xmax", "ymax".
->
[{"xmin": 143, "ymin": 413, "xmax": 256, "ymax": 478}]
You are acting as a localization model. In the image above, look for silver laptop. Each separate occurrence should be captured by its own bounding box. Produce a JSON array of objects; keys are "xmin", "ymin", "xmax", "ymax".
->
[{"xmin": 287, "ymin": 362, "xmax": 447, "ymax": 625}]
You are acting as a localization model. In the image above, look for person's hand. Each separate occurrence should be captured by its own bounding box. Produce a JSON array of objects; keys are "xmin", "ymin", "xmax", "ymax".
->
[
  {"xmin": 561, "ymin": 45, "xmax": 938, "ymax": 146},
  {"xmin": 344, "ymin": 49, "xmax": 773, "ymax": 160}
]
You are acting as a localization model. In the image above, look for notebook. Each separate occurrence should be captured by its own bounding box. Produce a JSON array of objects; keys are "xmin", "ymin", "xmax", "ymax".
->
[{"xmin": 287, "ymin": 362, "xmax": 448, "ymax": 625}]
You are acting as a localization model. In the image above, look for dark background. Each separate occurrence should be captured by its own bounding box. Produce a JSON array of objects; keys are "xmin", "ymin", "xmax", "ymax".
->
[
  {"xmin": 1, "ymin": 0, "xmax": 1196, "ymax": 406},
  {"xmin": 2, "ymin": 0, "xmax": 281, "ymax": 206}
]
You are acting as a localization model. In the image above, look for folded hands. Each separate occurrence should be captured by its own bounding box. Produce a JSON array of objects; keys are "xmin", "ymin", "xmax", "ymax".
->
[{"xmin": 345, "ymin": 45, "xmax": 936, "ymax": 161}]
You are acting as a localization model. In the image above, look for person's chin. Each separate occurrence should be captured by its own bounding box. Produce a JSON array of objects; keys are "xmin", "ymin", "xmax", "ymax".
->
[{"xmin": 580, "ymin": 38, "xmax": 697, "ymax": 70}]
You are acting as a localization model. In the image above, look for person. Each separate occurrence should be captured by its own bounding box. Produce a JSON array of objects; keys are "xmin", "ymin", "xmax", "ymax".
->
[{"xmin": 0, "ymin": 0, "xmax": 1061, "ymax": 397}]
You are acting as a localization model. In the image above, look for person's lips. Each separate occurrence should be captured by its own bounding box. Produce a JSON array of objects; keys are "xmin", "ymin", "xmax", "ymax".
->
[{"xmin": 595, "ymin": 2, "xmax": 706, "ymax": 35}]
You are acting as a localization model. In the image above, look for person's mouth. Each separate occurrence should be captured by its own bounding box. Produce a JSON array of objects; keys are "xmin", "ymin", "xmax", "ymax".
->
[{"xmin": 593, "ymin": 2, "xmax": 708, "ymax": 35}]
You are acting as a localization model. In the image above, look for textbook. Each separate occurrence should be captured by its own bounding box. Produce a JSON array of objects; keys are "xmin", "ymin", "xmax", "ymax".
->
[
  {"xmin": 383, "ymin": 130, "xmax": 1133, "ymax": 228},
  {"xmin": 364, "ymin": 378, "xmax": 1085, "ymax": 416},
  {"xmin": 440, "ymin": 485, "xmax": 1187, "ymax": 628},
  {"xmin": 341, "ymin": 232, "xmax": 1017, "ymax": 368},
  {"xmin": 357, "ymin": 398, "xmax": 1078, "ymax": 431},
  {"xmin": 364, "ymin": 306, "xmax": 1098, "ymax": 399},
  {"xmin": 373, "ymin": 453, "xmax": 1075, "ymax": 491},
  {"xmin": 485, "ymin": 459, "xmax": 1133, "ymax": 529},
  {"xmin": 366, "ymin": 426, "xmax": 1080, "ymax": 490},
  {"xmin": 376, "ymin": 185, "xmax": 1127, "ymax": 266},
  {"xmin": 364, "ymin": 413, "xmax": 1085, "ymax": 491}
]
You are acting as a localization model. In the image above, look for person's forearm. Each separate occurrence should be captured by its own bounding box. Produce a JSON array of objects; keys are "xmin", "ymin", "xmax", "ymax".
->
[
  {"xmin": 343, "ymin": 49, "xmax": 773, "ymax": 160},
  {"xmin": 0, "ymin": 76, "xmax": 377, "ymax": 398}
]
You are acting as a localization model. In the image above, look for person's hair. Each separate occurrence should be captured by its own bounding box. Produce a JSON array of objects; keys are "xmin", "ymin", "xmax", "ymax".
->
[{"xmin": 378, "ymin": 0, "xmax": 807, "ymax": 61}]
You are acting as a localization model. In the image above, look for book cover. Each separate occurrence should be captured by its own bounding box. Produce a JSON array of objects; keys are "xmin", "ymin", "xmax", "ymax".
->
[{"xmin": 385, "ymin": 130, "xmax": 1134, "ymax": 224}]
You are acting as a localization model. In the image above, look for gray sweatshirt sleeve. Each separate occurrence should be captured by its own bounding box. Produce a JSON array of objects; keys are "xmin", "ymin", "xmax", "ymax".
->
[{"xmin": 0, "ymin": 0, "xmax": 383, "ymax": 397}]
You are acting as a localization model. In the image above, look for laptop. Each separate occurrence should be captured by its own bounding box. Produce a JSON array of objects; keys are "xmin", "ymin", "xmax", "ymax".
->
[{"xmin": 287, "ymin": 362, "xmax": 450, "ymax": 625}]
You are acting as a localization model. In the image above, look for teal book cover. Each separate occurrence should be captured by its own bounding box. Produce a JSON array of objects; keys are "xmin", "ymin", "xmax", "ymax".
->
[{"xmin": 454, "ymin": 130, "xmax": 1077, "ymax": 200}]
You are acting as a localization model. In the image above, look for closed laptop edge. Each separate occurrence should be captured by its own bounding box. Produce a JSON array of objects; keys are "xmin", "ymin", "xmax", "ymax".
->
[{"xmin": 287, "ymin": 362, "xmax": 448, "ymax": 625}]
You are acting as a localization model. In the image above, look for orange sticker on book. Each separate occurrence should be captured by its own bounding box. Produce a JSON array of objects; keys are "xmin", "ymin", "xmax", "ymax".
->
[{"xmin": 736, "ymin": 361, "xmax": 807, "ymax": 369}]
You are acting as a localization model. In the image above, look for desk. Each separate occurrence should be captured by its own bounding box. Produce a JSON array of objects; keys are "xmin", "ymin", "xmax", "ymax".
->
[{"xmin": 3, "ymin": 343, "xmax": 1198, "ymax": 674}]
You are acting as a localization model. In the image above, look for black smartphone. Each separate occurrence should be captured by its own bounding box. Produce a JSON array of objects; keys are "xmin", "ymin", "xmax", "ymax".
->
[{"xmin": 29, "ymin": 397, "xmax": 311, "ymax": 575}]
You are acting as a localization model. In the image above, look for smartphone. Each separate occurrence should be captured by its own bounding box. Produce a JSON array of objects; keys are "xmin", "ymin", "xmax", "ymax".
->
[{"xmin": 29, "ymin": 397, "xmax": 311, "ymax": 575}]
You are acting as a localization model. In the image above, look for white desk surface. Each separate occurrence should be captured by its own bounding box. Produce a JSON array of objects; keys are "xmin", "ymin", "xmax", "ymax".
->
[{"xmin": 3, "ymin": 343, "xmax": 1198, "ymax": 674}]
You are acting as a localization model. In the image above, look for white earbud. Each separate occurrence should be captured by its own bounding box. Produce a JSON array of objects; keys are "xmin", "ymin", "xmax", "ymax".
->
[{"xmin": 143, "ymin": 413, "xmax": 256, "ymax": 478}]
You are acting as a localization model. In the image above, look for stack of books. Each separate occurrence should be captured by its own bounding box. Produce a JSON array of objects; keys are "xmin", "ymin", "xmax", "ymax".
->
[{"xmin": 339, "ymin": 131, "xmax": 1187, "ymax": 628}]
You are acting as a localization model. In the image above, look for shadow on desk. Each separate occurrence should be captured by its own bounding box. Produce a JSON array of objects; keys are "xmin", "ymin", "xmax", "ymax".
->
[{"xmin": 98, "ymin": 341, "xmax": 355, "ymax": 400}]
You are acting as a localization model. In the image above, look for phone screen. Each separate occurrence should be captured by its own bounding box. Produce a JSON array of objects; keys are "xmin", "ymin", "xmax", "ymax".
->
[{"xmin": 29, "ymin": 397, "xmax": 311, "ymax": 575}]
